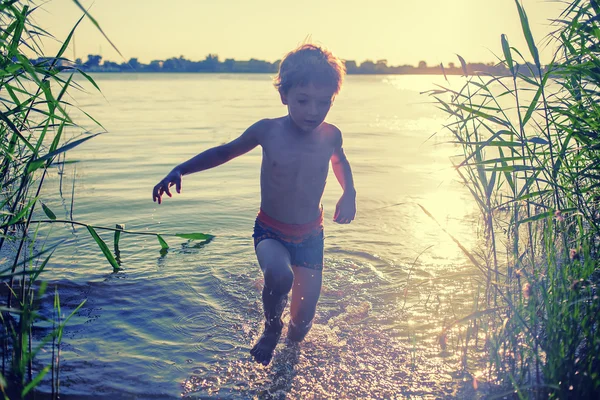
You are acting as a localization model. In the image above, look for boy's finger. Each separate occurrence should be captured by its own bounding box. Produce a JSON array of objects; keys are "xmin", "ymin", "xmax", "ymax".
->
[
  {"xmin": 176, "ymin": 179, "xmax": 182, "ymax": 194},
  {"xmin": 337, "ymin": 214, "xmax": 352, "ymax": 224}
]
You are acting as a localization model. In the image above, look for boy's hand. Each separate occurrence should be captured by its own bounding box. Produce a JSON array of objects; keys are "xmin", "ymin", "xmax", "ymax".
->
[
  {"xmin": 152, "ymin": 169, "xmax": 182, "ymax": 204},
  {"xmin": 334, "ymin": 190, "xmax": 356, "ymax": 224}
]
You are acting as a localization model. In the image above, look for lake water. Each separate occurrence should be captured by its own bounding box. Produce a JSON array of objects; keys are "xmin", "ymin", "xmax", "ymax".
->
[{"xmin": 34, "ymin": 73, "xmax": 482, "ymax": 399}]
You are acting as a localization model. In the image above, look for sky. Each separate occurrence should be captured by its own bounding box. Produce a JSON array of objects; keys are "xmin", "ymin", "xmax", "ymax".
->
[{"xmin": 31, "ymin": 0, "xmax": 566, "ymax": 66}]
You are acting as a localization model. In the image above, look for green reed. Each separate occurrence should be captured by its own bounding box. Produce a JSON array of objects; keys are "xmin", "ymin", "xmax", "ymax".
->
[
  {"xmin": 0, "ymin": 1, "xmax": 213, "ymax": 397},
  {"xmin": 425, "ymin": 0, "xmax": 600, "ymax": 398},
  {"xmin": 0, "ymin": 1, "xmax": 104, "ymax": 396}
]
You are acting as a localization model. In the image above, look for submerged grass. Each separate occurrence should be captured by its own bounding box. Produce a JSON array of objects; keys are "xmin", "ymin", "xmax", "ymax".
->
[{"xmin": 425, "ymin": 0, "xmax": 600, "ymax": 398}]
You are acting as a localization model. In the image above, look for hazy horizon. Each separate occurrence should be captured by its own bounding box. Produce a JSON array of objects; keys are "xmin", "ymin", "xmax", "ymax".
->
[
  {"xmin": 69, "ymin": 52, "xmax": 531, "ymax": 67},
  {"xmin": 34, "ymin": 0, "xmax": 565, "ymax": 67}
]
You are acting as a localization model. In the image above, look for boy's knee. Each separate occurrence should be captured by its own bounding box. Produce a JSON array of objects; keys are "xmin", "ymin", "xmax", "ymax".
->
[{"xmin": 264, "ymin": 267, "xmax": 294, "ymax": 293}]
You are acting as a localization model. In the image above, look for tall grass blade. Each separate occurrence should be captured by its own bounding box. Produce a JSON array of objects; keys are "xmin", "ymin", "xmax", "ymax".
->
[
  {"xmin": 7, "ymin": 4, "xmax": 26, "ymax": 57},
  {"xmin": 518, "ymin": 211, "xmax": 553, "ymax": 224},
  {"xmin": 55, "ymin": 14, "xmax": 85, "ymax": 60},
  {"xmin": 27, "ymin": 132, "xmax": 102, "ymax": 173},
  {"xmin": 114, "ymin": 224, "xmax": 124, "ymax": 252},
  {"xmin": 440, "ymin": 62, "xmax": 449, "ymax": 82},
  {"xmin": 501, "ymin": 34, "xmax": 516, "ymax": 77},
  {"xmin": 417, "ymin": 204, "xmax": 484, "ymax": 272},
  {"xmin": 4, "ymin": 197, "xmax": 38, "ymax": 227},
  {"xmin": 76, "ymin": 69, "xmax": 101, "ymax": 93},
  {"xmin": 21, "ymin": 365, "xmax": 50, "ymax": 396},
  {"xmin": 457, "ymin": 54, "xmax": 468, "ymax": 76},
  {"xmin": 515, "ymin": 0, "xmax": 540, "ymax": 68},
  {"xmin": 0, "ymin": 111, "xmax": 35, "ymax": 152},
  {"xmin": 522, "ymin": 81, "xmax": 545, "ymax": 127},
  {"xmin": 175, "ymin": 233, "xmax": 215, "ymax": 241},
  {"xmin": 86, "ymin": 226, "xmax": 120, "ymax": 272},
  {"xmin": 157, "ymin": 234, "xmax": 169, "ymax": 250},
  {"xmin": 70, "ymin": 0, "xmax": 123, "ymax": 58},
  {"xmin": 454, "ymin": 104, "xmax": 511, "ymax": 127},
  {"xmin": 31, "ymin": 250, "xmax": 55, "ymax": 282},
  {"xmin": 41, "ymin": 203, "xmax": 56, "ymax": 220}
]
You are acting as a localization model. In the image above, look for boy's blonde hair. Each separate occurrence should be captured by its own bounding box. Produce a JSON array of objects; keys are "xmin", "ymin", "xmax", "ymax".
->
[{"xmin": 274, "ymin": 44, "xmax": 345, "ymax": 96}]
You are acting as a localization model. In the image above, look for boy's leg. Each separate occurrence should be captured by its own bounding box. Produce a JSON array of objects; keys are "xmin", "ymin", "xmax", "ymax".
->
[
  {"xmin": 288, "ymin": 266, "xmax": 322, "ymax": 342},
  {"xmin": 251, "ymin": 239, "xmax": 294, "ymax": 365}
]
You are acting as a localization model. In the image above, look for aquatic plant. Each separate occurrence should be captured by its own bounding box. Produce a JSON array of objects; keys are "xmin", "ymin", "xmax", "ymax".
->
[
  {"xmin": 424, "ymin": 0, "xmax": 600, "ymax": 398},
  {"xmin": 0, "ymin": 1, "xmax": 213, "ymax": 397},
  {"xmin": 0, "ymin": 1, "xmax": 100, "ymax": 396}
]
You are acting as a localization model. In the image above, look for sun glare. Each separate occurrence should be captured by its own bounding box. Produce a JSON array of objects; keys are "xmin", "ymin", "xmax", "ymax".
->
[{"xmin": 411, "ymin": 165, "xmax": 479, "ymax": 268}]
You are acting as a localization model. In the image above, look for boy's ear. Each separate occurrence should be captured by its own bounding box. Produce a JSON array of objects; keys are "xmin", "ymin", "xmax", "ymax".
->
[{"xmin": 280, "ymin": 91, "xmax": 288, "ymax": 105}]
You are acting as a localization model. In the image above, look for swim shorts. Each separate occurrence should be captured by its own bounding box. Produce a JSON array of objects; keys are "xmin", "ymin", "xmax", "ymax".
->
[{"xmin": 252, "ymin": 209, "xmax": 324, "ymax": 270}]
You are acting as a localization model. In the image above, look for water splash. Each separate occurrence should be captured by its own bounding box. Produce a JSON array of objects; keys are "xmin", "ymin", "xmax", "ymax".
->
[{"xmin": 182, "ymin": 299, "xmax": 458, "ymax": 399}]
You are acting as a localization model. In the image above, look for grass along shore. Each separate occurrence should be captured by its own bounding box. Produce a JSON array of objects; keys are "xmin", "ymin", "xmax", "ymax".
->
[{"xmin": 422, "ymin": 0, "xmax": 600, "ymax": 398}]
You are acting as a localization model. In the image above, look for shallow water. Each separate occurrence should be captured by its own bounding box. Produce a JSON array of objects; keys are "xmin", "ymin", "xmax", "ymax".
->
[{"xmin": 29, "ymin": 73, "xmax": 483, "ymax": 398}]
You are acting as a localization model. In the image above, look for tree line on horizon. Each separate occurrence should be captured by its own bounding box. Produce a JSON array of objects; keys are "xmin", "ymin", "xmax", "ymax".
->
[{"xmin": 44, "ymin": 53, "xmax": 524, "ymax": 76}]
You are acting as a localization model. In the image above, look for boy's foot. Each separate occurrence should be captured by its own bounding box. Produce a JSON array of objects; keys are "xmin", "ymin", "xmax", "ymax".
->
[{"xmin": 250, "ymin": 322, "xmax": 283, "ymax": 365}]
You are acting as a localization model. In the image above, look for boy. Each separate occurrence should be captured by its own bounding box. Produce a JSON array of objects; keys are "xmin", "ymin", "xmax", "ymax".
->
[{"xmin": 152, "ymin": 44, "xmax": 356, "ymax": 366}]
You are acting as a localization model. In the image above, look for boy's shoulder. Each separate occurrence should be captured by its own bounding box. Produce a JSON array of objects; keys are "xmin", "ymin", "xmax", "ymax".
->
[
  {"xmin": 246, "ymin": 118, "xmax": 342, "ymax": 146},
  {"xmin": 246, "ymin": 117, "xmax": 290, "ymax": 141},
  {"xmin": 251, "ymin": 118, "xmax": 341, "ymax": 133},
  {"xmin": 320, "ymin": 122, "xmax": 341, "ymax": 135},
  {"xmin": 320, "ymin": 122, "xmax": 343, "ymax": 146},
  {"xmin": 246, "ymin": 118, "xmax": 282, "ymax": 136}
]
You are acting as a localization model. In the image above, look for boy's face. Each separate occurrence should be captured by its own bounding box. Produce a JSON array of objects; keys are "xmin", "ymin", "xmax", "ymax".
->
[{"xmin": 280, "ymin": 83, "xmax": 335, "ymax": 133}]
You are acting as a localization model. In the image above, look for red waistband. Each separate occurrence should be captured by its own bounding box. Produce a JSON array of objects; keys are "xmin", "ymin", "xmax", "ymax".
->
[{"xmin": 256, "ymin": 208, "xmax": 323, "ymax": 238}]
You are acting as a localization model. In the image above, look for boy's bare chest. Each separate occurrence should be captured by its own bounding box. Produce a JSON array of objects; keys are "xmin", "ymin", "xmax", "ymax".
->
[{"xmin": 261, "ymin": 136, "xmax": 333, "ymax": 179}]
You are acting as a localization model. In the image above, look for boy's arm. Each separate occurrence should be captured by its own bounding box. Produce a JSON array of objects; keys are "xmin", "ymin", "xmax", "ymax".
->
[
  {"xmin": 330, "ymin": 128, "xmax": 356, "ymax": 224},
  {"xmin": 153, "ymin": 119, "xmax": 266, "ymax": 204}
]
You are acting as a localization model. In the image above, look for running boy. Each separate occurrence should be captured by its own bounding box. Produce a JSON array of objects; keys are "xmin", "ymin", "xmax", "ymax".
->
[{"xmin": 152, "ymin": 44, "xmax": 356, "ymax": 366}]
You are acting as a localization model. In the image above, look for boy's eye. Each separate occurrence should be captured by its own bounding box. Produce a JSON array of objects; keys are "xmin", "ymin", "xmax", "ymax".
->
[{"xmin": 297, "ymin": 100, "xmax": 307, "ymax": 104}]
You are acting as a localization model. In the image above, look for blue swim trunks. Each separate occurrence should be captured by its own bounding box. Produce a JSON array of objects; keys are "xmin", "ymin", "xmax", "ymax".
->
[{"xmin": 252, "ymin": 209, "xmax": 324, "ymax": 270}]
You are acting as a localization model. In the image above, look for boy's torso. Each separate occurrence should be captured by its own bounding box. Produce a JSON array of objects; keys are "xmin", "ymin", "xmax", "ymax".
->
[{"xmin": 258, "ymin": 117, "xmax": 337, "ymax": 225}]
